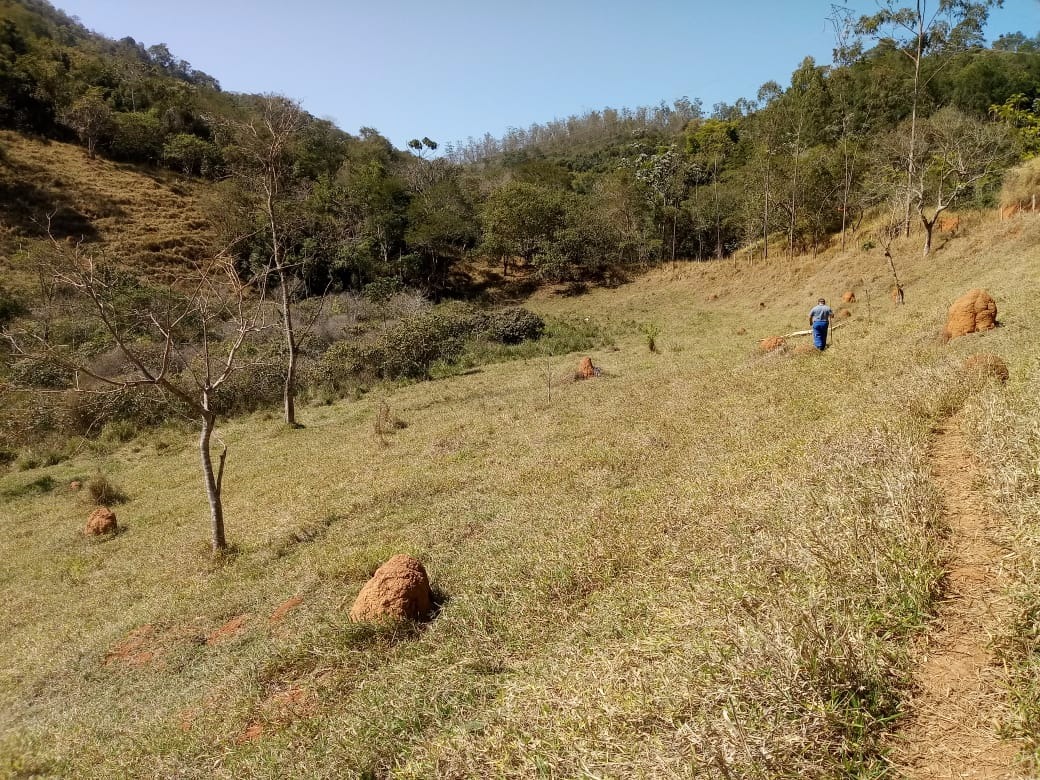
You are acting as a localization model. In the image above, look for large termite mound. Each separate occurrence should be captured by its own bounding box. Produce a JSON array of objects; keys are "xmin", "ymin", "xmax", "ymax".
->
[
  {"xmin": 963, "ymin": 353, "xmax": 1009, "ymax": 384},
  {"xmin": 85, "ymin": 507, "xmax": 117, "ymax": 536},
  {"xmin": 577, "ymin": 356, "xmax": 596, "ymax": 379},
  {"xmin": 759, "ymin": 337, "xmax": 786, "ymax": 353},
  {"xmin": 943, "ymin": 289, "xmax": 997, "ymax": 341},
  {"xmin": 349, "ymin": 554, "xmax": 432, "ymax": 623}
]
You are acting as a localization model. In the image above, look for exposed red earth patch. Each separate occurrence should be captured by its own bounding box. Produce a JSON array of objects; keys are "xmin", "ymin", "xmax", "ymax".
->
[
  {"xmin": 237, "ymin": 723, "xmax": 264, "ymax": 743},
  {"xmin": 269, "ymin": 595, "xmax": 303, "ymax": 623},
  {"xmin": 205, "ymin": 614, "xmax": 251, "ymax": 644},
  {"xmin": 104, "ymin": 625, "xmax": 157, "ymax": 666}
]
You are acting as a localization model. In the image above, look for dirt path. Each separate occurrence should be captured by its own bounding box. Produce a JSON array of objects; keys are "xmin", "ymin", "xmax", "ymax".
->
[{"xmin": 891, "ymin": 414, "xmax": 1020, "ymax": 779}]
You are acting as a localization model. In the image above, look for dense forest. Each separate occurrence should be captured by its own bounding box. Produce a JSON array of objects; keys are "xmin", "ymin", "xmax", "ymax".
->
[{"xmin": 1, "ymin": 0, "xmax": 1038, "ymax": 292}]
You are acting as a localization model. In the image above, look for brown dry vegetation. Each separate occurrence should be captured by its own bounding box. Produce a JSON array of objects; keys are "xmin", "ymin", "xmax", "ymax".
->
[
  {"xmin": 0, "ymin": 131, "xmax": 215, "ymax": 286},
  {"xmin": 0, "ymin": 186, "xmax": 1039, "ymax": 776}
]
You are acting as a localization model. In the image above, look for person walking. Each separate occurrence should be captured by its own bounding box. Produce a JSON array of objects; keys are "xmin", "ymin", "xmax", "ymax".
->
[{"xmin": 809, "ymin": 297, "xmax": 833, "ymax": 350}]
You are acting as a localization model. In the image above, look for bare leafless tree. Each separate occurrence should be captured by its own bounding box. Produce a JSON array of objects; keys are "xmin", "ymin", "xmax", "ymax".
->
[
  {"xmin": 216, "ymin": 95, "xmax": 308, "ymax": 427},
  {"xmin": 4, "ymin": 227, "xmax": 270, "ymax": 552}
]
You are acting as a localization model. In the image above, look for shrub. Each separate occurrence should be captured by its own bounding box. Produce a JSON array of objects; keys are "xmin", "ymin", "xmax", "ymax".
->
[
  {"xmin": 484, "ymin": 307, "xmax": 545, "ymax": 344},
  {"xmin": 1001, "ymin": 156, "xmax": 1040, "ymax": 209},
  {"xmin": 8, "ymin": 356, "xmax": 73, "ymax": 389},
  {"xmin": 374, "ymin": 314, "xmax": 468, "ymax": 380},
  {"xmin": 0, "ymin": 286, "xmax": 26, "ymax": 326},
  {"xmin": 317, "ymin": 341, "xmax": 375, "ymax": 389},
  {"xmin": 87, "ymin": 474, "xmax": 127, "ymax": 505},
  {"xmin": 362, "ymin": 277, "xmax": 405, "ymax": 303},
  {"xmin": 211, "ymin": 362, "xmax": 283, "ymax": 416},
  {"xmin": 68, "ymin": 386, "xmax": 173, "ymax": 437},
  {"xmin": 107, "ymin": 112, "xmax": 165, "ymax": 163}
]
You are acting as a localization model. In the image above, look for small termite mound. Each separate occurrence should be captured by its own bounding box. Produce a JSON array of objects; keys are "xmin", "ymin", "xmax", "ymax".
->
[
  {"xmin": 792, "ymin": 343, "xmax": 818, "ymax": 356},
  {"xmin": 842, "ymin": 291, "xmax": 856, "ymax": 303},
  {"xmin": 576, "ymin": 356, "xmax": 597, "ymax": 380},
  {"xmin": 759, "ymin": 336, "xmax": 786, "ymax": 353},
  {"xmin": 85, "ymin": 506, "xmax": 117, "ymax": 536}
]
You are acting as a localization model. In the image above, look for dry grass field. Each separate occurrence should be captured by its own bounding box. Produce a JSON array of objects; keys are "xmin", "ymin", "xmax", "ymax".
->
[
  {"xmin": 1, "ymin": 199, "xmax": 1039, "ymax": 776},
  {"xmin": 0, "ymin": 131, "xmax": 216, "ymax": 286}
]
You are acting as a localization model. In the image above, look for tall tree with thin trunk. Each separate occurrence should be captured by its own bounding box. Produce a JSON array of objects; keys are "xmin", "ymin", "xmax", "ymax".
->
[
  {"xmin": 856, "ymin": 0, "xmax": 1003, "ymax": 237},
  {"xmin": 218, "ymin": 95, "xmax": 307, "ymax": 427}
]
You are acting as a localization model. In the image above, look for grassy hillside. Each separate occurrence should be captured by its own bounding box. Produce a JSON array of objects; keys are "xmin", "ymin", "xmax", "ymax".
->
[
  {"xmin": 1, "ymin": 207, "xmax": 1038, "ymax": 776},
  {"xmin": 0, "ymin": 131, "xmax": 215, "ymax": 283}
]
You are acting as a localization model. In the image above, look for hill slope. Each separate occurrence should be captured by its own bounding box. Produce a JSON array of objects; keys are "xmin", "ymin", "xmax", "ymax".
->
[
  {"xmin": 1, "ymin": 208, "xmax": 1038, "ymax": 776},
  {"xmin": 0, "ymin": 131, "xmax": 215, "ymax": 283}
]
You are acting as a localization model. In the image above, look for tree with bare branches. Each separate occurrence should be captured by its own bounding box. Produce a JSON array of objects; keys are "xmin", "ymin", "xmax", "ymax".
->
[
  {"xmin": 4, "ymin": 229, "xmax": 269, "ymax": 552},
  {"xmin": 856, "ymin": 0, "xmax": 1002, "ymax": 237},
  {"xmin": 216, "ymin": 95, "xmax": 308, "ymax": 427}
]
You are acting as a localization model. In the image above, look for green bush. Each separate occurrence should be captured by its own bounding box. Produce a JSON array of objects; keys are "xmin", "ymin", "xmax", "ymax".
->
[
  {"xmin": 212, "ymin": 362, "xmax": 284, "ymax": 416},
  {"xmin": 374, "ymin": 315, "xmax": 466, "ymax": 380},
  {"xmin": 107, "ymin": 112, "xmax": 165, "ymax": 163},
  {"xmin": 362, "ymin": 277, "xmax": 405, "ymax": 303},
  {"xmin": 0, "ymin": 286, "xmax": 26, "ymax": 326},
  {"xmin": 9, "ymin": 356, "xmax": 73, "ymax": 389},
  {"xmin": 69, "ymin": 386, "xmax": 173, "ymax": 436},
  {"xmin": 317, "ymin": 341, "xmax": 375, "ymax": 389},
  {"xmin": 484, "ymin": 307, "xmax": 545, "ymax": 344}
]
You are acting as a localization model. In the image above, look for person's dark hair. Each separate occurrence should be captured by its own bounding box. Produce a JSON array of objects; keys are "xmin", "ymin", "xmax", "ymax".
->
[{"xmin": 818, "ymin": 298, "xmax": 826, "ymax": 304}]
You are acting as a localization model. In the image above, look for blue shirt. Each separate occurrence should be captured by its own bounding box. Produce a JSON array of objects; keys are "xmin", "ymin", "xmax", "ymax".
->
[{"xmin": 809, "ymin": 304, "xmax": 833, "ymax": 324}]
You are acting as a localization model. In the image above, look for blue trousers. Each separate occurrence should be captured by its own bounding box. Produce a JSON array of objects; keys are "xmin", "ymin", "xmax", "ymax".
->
[{"xmin": 812, "ymin": 320, "xmax": 829, "ymax": 350}]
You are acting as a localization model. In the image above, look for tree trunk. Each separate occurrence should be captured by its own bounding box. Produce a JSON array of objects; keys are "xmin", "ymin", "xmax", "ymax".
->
[
  {"xmin": 840, "ymin": 134, "xmax": 853, "ymax": 252},
  {"xmin": 921, "ymin": 214, "xmax": 936, "ymax": 256},
  {"xmin": 199, "ymin": 411, "xmax": 227, "ymax": 552},
  {"xmin": 904, "ymin": 3, "xmax": 924, "ymax": 238},
  {"xmin": 280, "ymin": 272, "xmax": 298, "ymax": 426},
  {"xmin": 763, "ymin": 162, "xmax": 770, "ymax": 261},
  {"xmin": 266, "ymin": 180, "xmax": 298, "ymax": 428}
]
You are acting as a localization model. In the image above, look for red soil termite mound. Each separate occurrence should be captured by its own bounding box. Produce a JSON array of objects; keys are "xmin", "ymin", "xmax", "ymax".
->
[
  {"xmin": 759, "ymin": 336, "xmax": 786, "ymax": 353},
  {"xmin": 349, "ymin": 554, "xmax": 432, "ymax": 623},
  {"xmin": 842, "ymin": 291, "xmax": 856, "ymax": 303},
  {"xmin": 577, "ymin": 356, "xmax": 596, "ymax": 379},
  {"xmin": 963, "ymin": 353, "xmax": 1009, "ymax": 383},
  {"xmin": 943, "ymin": 289, "xmax": 997, "ymax": 342},
  {"xmin": 85, "ymin": 507, "xmax": 117, "ymax": 535}
]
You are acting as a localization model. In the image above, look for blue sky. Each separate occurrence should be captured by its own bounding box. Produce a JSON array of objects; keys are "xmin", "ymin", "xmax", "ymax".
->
[{"xmin": 54, "ymin": 1, "xmax": 1038, "ymax": 150}]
